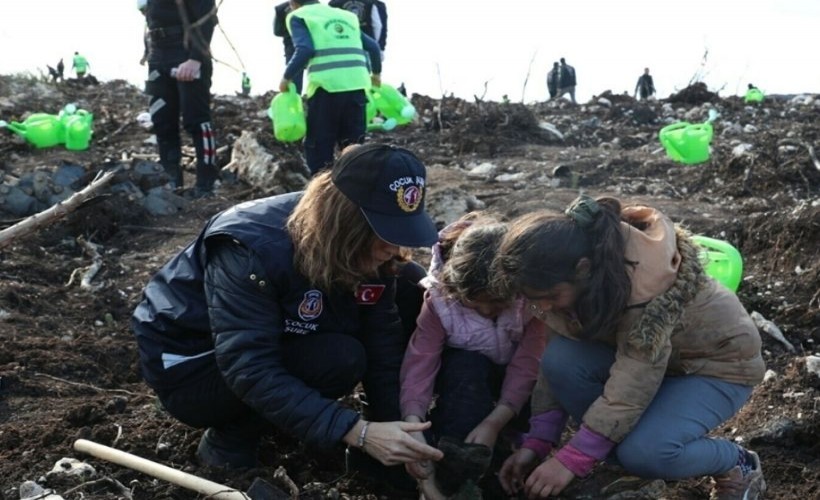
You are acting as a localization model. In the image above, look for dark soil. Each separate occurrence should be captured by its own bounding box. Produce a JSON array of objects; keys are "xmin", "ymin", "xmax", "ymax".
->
[{"xmin": 0, "ymin": 75, "xmax": 818, "ymax": 499}]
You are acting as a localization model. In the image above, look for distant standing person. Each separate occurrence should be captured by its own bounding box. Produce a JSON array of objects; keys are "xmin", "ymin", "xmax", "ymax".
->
[
  {"xmin": 546, "ymin": 62, "xmax": 559, "ymax": 100},
  {"xmin": 138, "ymin": 0, "xmax": 150, "ymax": 66},
  {"xmin": 273, "ymin": 1, "xmax": 303, "ymax": 93},
  {"xmin": 144, "ymin": 0, "xmax": 220, "ymax": 198},
  {"xmin": 280, "ymin": 0, "xmax": 382, "ymax": 175},
  {"xmin": 635, "ymin": 68, "xmax": 655, "ymax": 100},
  {"xmin": 72, "ymin": 51, "xmax": 90, "ymax": 78},
  {"xmin": 240, "ymin": 72, "xmax": 251, "ymax": 97},
  {"xmin": 329, "ymin": 0, "xmax": 388, "ymax": 59},
  {"xmin": 557, "ymin": 57, "xmax": 577, "ymax": 104}
]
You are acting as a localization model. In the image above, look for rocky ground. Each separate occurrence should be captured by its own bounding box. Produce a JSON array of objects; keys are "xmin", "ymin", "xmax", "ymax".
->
[{"xmin": 0, "ymin": 75, "xmax": 818, "ymax": 499}]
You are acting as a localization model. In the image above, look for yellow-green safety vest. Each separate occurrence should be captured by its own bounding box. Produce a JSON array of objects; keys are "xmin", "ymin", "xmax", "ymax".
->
[
  {"xmin": 242, "ymin": 76, "xmax": 251, "ymax": 89},
  {"xmin": 287, "ymin": 3, "xmax": 371, "ymax": 98}
]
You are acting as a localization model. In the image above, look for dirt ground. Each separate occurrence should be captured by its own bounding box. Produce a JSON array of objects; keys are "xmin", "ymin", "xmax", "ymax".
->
[{"xmin": 0, "ymin": 75, "xmax": 818, "ymax": 500}]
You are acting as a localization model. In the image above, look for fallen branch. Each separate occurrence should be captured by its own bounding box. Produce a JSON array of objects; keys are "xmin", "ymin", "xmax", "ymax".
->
[
  {"xmin": 98, "ymin": 121, "xmax": 131, "ymax": 144},
  {"xmin": 0, "ymin": 168, "xmax": 119, "ymax": 250}
]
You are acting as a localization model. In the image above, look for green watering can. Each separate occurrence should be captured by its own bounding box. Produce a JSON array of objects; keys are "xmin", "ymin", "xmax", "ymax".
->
[
  {"xmin": 269, "ymin": 83, "xmax": 306, "ymax": 142},
  {"xmin": 63, "ymin": 109, "xmax": 94, "ymax": 151},
  {"xmin": 6, "ymin": 113, "xmax": 65, "ymax": 148},
  {"xmin": 692, "ymin": 235, "xmax": 743, "ymax": 292},
  {"xmin": 369, "ymin": 83, "xmax": 416, "ymax": 125},
  {"xmin": 659, "ymin": 121, "xmax": 713, "ymax": 165}
]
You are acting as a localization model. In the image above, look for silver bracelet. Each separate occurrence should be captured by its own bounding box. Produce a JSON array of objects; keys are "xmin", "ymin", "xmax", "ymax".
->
[{"xmin": 357, "ymin": 421, "xmax": 370, "ymax": 449}]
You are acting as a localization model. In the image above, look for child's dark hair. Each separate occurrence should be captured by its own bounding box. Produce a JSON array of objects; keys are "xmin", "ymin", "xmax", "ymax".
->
[
  {"xmin": 438, "ymin": 214, "xmax": 509, "ymax": 303},
  {"xmin": 492, "ymin": 196, "xmax": 632, "ymax": 338}
]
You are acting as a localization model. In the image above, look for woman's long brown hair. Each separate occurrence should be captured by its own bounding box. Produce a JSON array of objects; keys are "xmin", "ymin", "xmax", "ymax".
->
[{"xmin": 287, "ymin": 172, "xmax": 382, "ymax": 291}]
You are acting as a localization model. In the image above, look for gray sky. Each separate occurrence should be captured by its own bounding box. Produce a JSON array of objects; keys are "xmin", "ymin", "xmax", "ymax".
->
[{"xmin": 1, "ymin": 0, "xmax": 818, "ymax": 102}]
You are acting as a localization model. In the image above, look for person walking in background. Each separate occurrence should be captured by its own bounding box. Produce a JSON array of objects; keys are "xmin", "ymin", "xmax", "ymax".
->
[
  {"xmin": 400, "ymin": 213, "xmax": 547, "ymax": 497},
  {"xmin": 47, "ymin": 58, "xmax": 65, "ymax": 83},
  {"xmin": 635, "ymin": 67, "xmax": 656, "ymax": 100},
  {"xmin": 280, "ymin": 0, "xmax": 382, "ymax": 175},
  {"xmin": 556, "ymin": 57, "xmax": 577, "ymax": 104},
  {"xmin": 131, "ymin": 143, "xmax": 443, "ymax": 477},
  {"xmin": 138, "ymin": 0, "xmax": 150, "ymax": 66},
  {"xmin": 494, "ymin": 196, "xmax": 767, "ymax": 500},
  {"xmin": 143, "ymin": 0, "xmax": 219, "ymax": 198},
  {"xmin": 240, "ymin": 72, "xmax": 251, "ymax": 97},
  {"xmin": 72, "ymin": 51, "xmax": 90, "ymax": 78},
  {"xmin": 546, "ymin": 62, "xmax": 559, "ymax": 100},
  {"xmin": 273, "ymin": 1, "xmax": 303, "ymax": 93},
  {"xmin": 329, "ymin": 0, "xmax": 388, "ymax": 59}
]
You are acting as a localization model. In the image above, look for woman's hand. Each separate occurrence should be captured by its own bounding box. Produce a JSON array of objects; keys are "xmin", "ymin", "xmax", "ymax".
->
[
  {"xmin": 344, "ymin": 420, "xmax": 444, "ymax": 467},
  {"xmin": 524, "ymin": 457, "xmax": 575, "ymax": 498},
  {"xmin": 499, "ymin": 448, "xmax": 539, "ymax": 495}
]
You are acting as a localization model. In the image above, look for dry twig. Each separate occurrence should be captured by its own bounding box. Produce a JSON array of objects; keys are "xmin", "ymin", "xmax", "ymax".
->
[
  {"xmin": 33, "ymin": 372, "xmax": 151, "ymax": 397},
  {"xmin": 0, "ymin": 169, "xmax": 118, "ymax": 249},
  {"xmin": 274, "ymin": 466, "xmax": 300, "ymax": 499}
]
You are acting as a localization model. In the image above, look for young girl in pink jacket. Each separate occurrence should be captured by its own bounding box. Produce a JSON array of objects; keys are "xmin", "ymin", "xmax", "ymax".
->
[{"xmin": 400, "ymin": 213, "xmax": 547, "ymax": 495}]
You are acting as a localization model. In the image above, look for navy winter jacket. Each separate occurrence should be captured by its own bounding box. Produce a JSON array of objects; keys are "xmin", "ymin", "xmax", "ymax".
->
[{"xmin": 132, "ymin": 192, "xmax": 406, "ymax": 447}]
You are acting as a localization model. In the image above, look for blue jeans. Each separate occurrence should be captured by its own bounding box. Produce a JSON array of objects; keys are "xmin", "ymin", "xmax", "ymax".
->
[{"xmin": 542, "ymin": 335, "xmax": 752, "ymax": 479}]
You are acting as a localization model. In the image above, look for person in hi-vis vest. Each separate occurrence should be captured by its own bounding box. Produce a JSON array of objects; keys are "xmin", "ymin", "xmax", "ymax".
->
[{"xmin": 279, "ymin": 0, "xmax": 382, "ymax": 175}]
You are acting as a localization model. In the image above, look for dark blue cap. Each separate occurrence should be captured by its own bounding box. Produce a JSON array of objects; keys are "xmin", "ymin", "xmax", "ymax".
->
[{"xmin": 331, "ymin": 143, "xmax": 437, "ymax": 247}]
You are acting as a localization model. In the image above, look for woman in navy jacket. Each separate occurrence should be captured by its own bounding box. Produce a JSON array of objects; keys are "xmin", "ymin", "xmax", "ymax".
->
[{"xmin": 132, "ymin": 144, "xmax": 444, "ymax": 472}]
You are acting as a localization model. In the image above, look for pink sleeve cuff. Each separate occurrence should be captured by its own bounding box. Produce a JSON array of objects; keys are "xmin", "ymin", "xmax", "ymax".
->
[
  {"xmin": 520, "ymin": 438, "xmax": 553, "ymax": 461},
  {"xmin": 526, "ymin": 409, "xmax": 569, "ymax": 445},
  {"xmin": 554, "ymin": 444, "xmax": 597, "ymax": 477},
  {"xmin": 567, "ymin": 424, "xmax": 617, "ymax": 460}
]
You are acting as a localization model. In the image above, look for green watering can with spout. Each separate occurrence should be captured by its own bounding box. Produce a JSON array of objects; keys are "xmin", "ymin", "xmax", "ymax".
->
[
  {"xmin": 63, "ymin": 109, "xmax": 94, "ymax": 151},
  {"xmin": 6, "ymin": 114, "xmax": 65, "ymax": 148}
]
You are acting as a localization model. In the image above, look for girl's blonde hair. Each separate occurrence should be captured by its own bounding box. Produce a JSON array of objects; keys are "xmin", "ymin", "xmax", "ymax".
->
[{"xmin": 287, "ymin": 172, "xmax": 387, "ymax": 291}]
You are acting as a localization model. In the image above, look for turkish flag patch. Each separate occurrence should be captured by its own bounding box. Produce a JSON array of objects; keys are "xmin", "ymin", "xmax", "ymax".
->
[{"xmin": 355, "ymin": 284, "xmax": 386, "ymax": 305}]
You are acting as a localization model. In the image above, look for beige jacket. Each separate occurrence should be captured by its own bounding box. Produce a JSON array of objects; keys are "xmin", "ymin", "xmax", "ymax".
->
[{"xmin": 533, "ymin": 207, "xmax": 765, "ymax": 443}]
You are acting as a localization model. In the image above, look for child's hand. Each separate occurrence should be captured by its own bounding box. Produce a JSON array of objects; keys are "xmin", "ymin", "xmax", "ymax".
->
[
  {"xmin": 466, "ymin": 404, "xmax": 514, "ymax": 448},
  {"xmin": 499, "ymin": 448, "xmax": 539, "ymax": 495},
  {"xmin": 404, "ymin": 430, "xmax": 434, "ymax": 479},
  {"xmin": 465, "ymin": 420, "xmax": 501, "ymax": 449}
]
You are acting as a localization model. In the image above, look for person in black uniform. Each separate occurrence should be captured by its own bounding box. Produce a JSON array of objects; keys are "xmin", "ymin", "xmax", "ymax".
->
[
  {"xmin": 131, "ymin": 143, "xmax": 444, "ymax": 473},
  {"xmin": 273, "ymin": 1, "xmax": 303, "ymax": 93},
  {"xmin": 143, "ymin": 0, "xmax": 219, "ymax": 198},
  {"xmin": 635, "ymin": 67, "xmax": 656, "ymax": 100}
]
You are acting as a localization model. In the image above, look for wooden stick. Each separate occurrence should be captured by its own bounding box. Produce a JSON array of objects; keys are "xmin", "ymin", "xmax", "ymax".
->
[
  {"xmin": 0, "ymin": 169, "xmax": 118, "ymax": 250},
  {"xmin": 74, "ymin": 439, "xmax": 249, "ymax": 500}
]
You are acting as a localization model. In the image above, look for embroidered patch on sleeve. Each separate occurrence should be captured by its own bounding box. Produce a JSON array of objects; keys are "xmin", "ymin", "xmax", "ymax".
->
[{"xmin": 355, "ymin": 284, "xmax": 386, "ymax": 305}]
